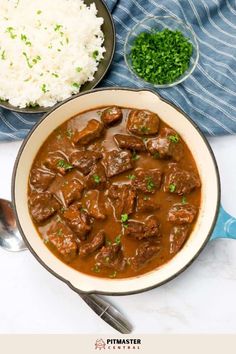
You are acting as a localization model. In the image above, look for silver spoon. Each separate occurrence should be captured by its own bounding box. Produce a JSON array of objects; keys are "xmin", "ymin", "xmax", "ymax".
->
[{"xmin": 0, "ymin": 198, "xmax": 132, "ymax": 334}]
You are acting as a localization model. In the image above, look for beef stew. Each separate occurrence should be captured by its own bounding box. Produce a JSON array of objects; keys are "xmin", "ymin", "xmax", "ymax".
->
[{"xmin": 28, "ymin": 106, "xmax": 201, "ymax": 279}]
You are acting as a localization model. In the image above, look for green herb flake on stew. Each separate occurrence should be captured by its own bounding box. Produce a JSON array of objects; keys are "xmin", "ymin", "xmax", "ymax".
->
[
  {"xmin": 109, "ymin": 271, "xmax": 117, "ymax": 278},
  {"xmin": 41, "ymin": 83, "xmax": 48, "ymax": 93},
  {"xmin": 140, "ymin": 126, "xmax": 149, "ymax": 134},
  {"xmin": 182, "ymin": 196, "xmax": 187, "ymax": 204},
  {"xmin": 72, "ymin": 82, "xmax": 80, "ymax": 89},
  {"xmin": 114, "ymin": 234, "xmax": 122, "ymax": 244},
  {"xmin": 121, "ymin": 214, "xmax": 129, "ymax": 223},
  {"xmin": 143, "ymin": 195, "xmax": 150, "ymax": 201},
  {"xmin": 168, "ymin": 134, "xmax": 179, "ymax": 143},
  {"xmin": 66, "ymin": 129, "xmax": 74, "ymax": 138},
  {"xmin": 37, "ymin": 10, "xmax": 42, "ymax": 15},
  {"xmin": 6, "ymin": 27, "xmax": 17, "ymax": 39},
  {"xmin": 57, "ymin": 228, "xmax": 63, "ymax": 236},
  {"xmin": 130, "ymin": 29, "xmax": 193, "ymax": 85},
  {"xmin": 128, "ymin": 174, "xmax": 136, "ymax": 180},
  {"xmin": 54, "ymin": 24, "xmax": 63, "ymax": 32},
  {"xmin": 92, "ymin": 264, "xmax": 100, "ymax": 273},
  {"xmin": 1, "ymin": 50, "xmax": 6, "ymax": 60},
  {"xmin": 93, "ymin": 174, "xmax": 101, "ymax": 184},
  {"xmin": 146, "ymin": 176, "xmax": 155, "ymax": 191},
  {"xmin": 76, "ymin": 67, "xmax": 82, "ymax": 73},
  {"xmin": 153, "ymin": 152, "xmax": 160, "ymax": 159},
  {"xmin": 57, "ymin": 159, "xmax": 73, "ymax": 170},
  {"xmin": 169, "ymin": 183, "xmax": 176, "ymax": 193},
  {"xmin": 131, "ymin": 151, "xmax": 140, "ymax": 161}
]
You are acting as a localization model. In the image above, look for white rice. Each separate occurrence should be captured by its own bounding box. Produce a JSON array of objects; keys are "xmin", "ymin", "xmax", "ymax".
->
[{"xmin": 0, "ymin": 0, "xmax": 105, "ymax": 108}]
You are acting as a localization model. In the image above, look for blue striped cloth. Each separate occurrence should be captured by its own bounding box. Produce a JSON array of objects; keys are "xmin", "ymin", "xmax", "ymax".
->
[{"xmin": 1, "ymin": 0, "xmax": 236, "ymax": 141}]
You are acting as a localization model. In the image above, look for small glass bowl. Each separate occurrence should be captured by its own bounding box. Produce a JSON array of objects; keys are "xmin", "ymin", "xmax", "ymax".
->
[{"xmin": 124, "ymin": 16, "xmax": 199, "ymax": 88}]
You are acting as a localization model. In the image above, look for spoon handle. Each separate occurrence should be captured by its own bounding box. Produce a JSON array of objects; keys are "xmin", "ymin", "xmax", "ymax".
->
[{"xmin": 79, "ymin": 293, "xmax": 132, "ymax": 334}]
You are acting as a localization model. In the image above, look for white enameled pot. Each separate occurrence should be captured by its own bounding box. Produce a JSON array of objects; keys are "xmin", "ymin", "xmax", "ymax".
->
[{"xmin": 12, "ymin": 88, "xmax": 220, "ymax": 295}]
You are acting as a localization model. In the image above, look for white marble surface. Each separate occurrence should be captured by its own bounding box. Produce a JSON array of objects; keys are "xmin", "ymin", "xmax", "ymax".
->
[{"xmin": 0, "ymin": 136, "xmax": 236, "ymax": 334}]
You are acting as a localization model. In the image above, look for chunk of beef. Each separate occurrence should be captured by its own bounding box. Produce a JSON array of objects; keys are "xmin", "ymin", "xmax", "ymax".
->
[
  {"xmin": 125, "ymin": 216, "xmax": 161, "ymax": 240},
  {"xmin": 130, "ymin": 242, "xmax": 160, "ymax": 271},
  {"xmin": 30, "ymin": 168, "xmax": 55, "ymax": 191},
  {"xmin": 107, "ymin": 184, "xmax": 136, "ymax": 218},
  {"xmin": 69, "ymin": 150, "xmax": 102, "ymax": 175},
  {"xmin": 79, "ymin": 230, "xmax": 105, "ymax": 257},
  {"xmin": 96, "ymin": 243, "xmax": 126, "ymax": 271},
  {"xmin": 62, "ymin": 203, "xmax": 91, "ymax": 240},
  {"xmin": 29, "ymin": 192, "xmax": 60, "ymax": 223},
  {"xmin": 127, "ymin": 109, "xmax": 159, "ymax": 136},
  {"xmin": 168, "ymin": 203, "xmax": 198, "ymax": 225},
  {"xmin": 46, "ymin": 221, "xmax": 78, "ymax": 262},
  {"xmin": 86, "ymin": 163, "xmax": 107, "ymax": 190},
  {"xmin": 103, "ymin": 150, "xmax": 133, "ymax": 178},
  {"xmin": 132, "ymin": 168, "xmax": 162, "ymax": 194},
  {"xmin": 85, "ymin": 190, "xmax": 106, "ymax": 220},
  {"xmin": 114, "ymin": 134, "xmax": 146, "ymax": 152},
  {"xmin": 169, "ymin": 225, "xmax": 190, "ymax": 255},
  {"xmin": 44, "ymin": 151, "xmax": 73, "ymax": 175},
  {"xmin": 58, "ymin": 179, "xmax": 84, "ymax": 207},
  {"xmin": 73, "ymin": 119, "xmax": 104, "ymax": 145},
  {"xmin": 101, "ymin": 107, "xmax": 123, "ymax": 126},
  {"xmin": 163, "ymin": 164, "xmax": 201, "ymax": 195},
  {"xmin": 136, "ymin": 195, "xmax": 159, "ymax": 213},
  {"xmin": 147, "ymin": 127, "xmax": 184, "ymax": 161}
]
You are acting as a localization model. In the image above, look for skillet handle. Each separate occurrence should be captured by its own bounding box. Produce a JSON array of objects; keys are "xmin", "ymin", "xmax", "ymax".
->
[{"xmin": 211, "ymin": 205, "xmax": 236, "ymax": 240}]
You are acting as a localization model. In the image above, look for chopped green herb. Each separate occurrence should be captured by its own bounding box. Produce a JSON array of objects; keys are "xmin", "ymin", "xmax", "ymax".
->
[
  {"xmin": 54, "ymin": 24, "xmax": 63, "ymax": 31},
  {"xmin": 92, "ymin": 50, "xmax": 99, "ymax": 59},
  {"xmin": 22, "ymin": 52, "xmax": 32, "ymax": 68},
  {"xmin": 52, "ymin": 73, "xmax": 59, "ymax": 78},
  {"xmin": 168, "ymin": 134, "xmax": 179, "ymax": 143},
  {"xmin": 92, "ymin": 264, "xmax": 100, "ymax": 273},
  {"xmin": 57, "ymin": 159, "xmax": 73, "ymax": 170},
  {"xmin": 66, "ymin": 129, "xmax": 74, "ymax": 138},
  {"xmin": 146, "ymin": 176, "xmax": 155, "ymax": 191},
  {"xmin": 140, "ymin": 126, "xmax": 149, "ymax": 133},
  {"xmin": 66, "ymin": 37, "xmax": 69, "ymax": 44},
  {"xmin": 109, "ymin": 271, "xmax": 117, "ymax": 278},
  {"xmin": 131, "ymin": 151, "xmax": 140, "ymax": 161},
  {"xmin": 72, "ymin": 82, "xmax": 80, "ymax": 89},
  {"xmin": 169, "ymin": 183, "xmax": 176, "ymax": 193},
  {"xmin": 6, "ymin": 27, "xmax": 17, "ymax": 39},
  {"xmin": 106, "ymin": 239, "xmax": 112, "ymax": 246},
  {"xmin": 92, "ymin": 174, "xmax": 101, "ymax": 184},
  {"xmin": 121, "ymin": 214, "xmax": 129, "ymax": 223},
  {"xmin": 21, "ymin": 34, "xmax": 32, "ymax": 46},
  {"xmin": 128, "ymin": 174, "xmax": 136, "ymax": 180},
  {"xmin": 114, "ymin": 234, "xmax": 122, "ymax": 244},
  {"xmin": 143, "ymin": 195, "xmax": 150, "ymax": 201},
  {"xmin": 76, "ymin": 67, "xmax": 82, "ymax": 73},
  {"xmin": 37, "ymin": 10, "xmax": 42, "ymax": 15},
  {"xmin": 153, "ymin": 152, "xmax": 160, "ymax": 159},
  {"xmin": 57, "ymin": 228, "xmax": 63, "ymax": 236},
  {"xmin": 41, "ymin": 83, "xmax": 48, "ymax": 93},
  {"xmin": 1, "ymin": 50, "xmax": 6, "ymax": 60},
  {"xmin": 182, "ymin": 196, "xmax": 187, "ymax": 204},
  {"xmin": 130, "ymin": 29, "xmax": 193, "ymax": 85}
]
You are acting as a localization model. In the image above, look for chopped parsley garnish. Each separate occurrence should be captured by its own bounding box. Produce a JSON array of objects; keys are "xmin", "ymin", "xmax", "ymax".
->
[
  {"xmin": 52, "ymin": 73, "xmax": 59, "ymax": 78},
  {"xmin": 153, "ymin": 152, "xmax": 160, "ymax": 159},
  {"xmin": 109, "ymin": 271, "xmax": 117, "ymax": 278},
  {"xmin": 121, "ymin": 214, "xmax": 129, "ymax": 223},
  {"xmin": 72, "ymin": 82, "xmax": 80, "ymax": 89},
  {"xmin": 57, "ymin": 228, "xmax": 63, "ymax": 236},
  {"xmin": 140, "ymin": 126, "xmax": 149, "ymax": 133},
  {"xmin": 21, "ymin": 34, "xmax": 31, "ymax": 46},
  {"xmin": 92, "ymin": 50, "xmax": 99, "ymax": 59},
  {"xmin": 54, "ymin": 24, "xmax": 63, "ymax": 31},
  {"xmin": 92, "ymin": 264, "xmax": 100, "ymax": 273},
  {"xmin": 6, "ymin": 27, "xmax": 17, "ymax": 39},
  {"xmin": 131, "ymin": 151, "xmax": 140, "ymax": 161},
  {"xmin": 37, "ymin": 10, "xmax": 42, "ymax": 15},
  {"xmin": 146, "ymin": 176, "xmax": 155, "ymax": 191},
  {"xmin": 128, "ymin": 174, "xmax": 136, "ymax": 180},
  {"xmin": 57, "ymin": 159, "xmax": 73, "ymax": 170},
  {"xmin": 169, "ymin": 183, "xmax": 176, "ymax": 193},
  {"xmin": 168, "ymin": 134, "xmax": 179, "ymax": 143},
  {"xmin": 41, "ymin": 84, "xmax": 48, "ymax": 93},
  {"xmin": 1, "ymin": 50, "xmax": 6, "ymax": 60},
  {"xmin": 92, "ymin": 174, "xmax": 101, "ymax": 184},
  {"xmin": 143, "ymin": 195, "xmax": 150, "ymax": 201},
  {"xmin": 66, "ymin": 129, "xmax": 74, "ymax": 138},
  {"xmin": 130, "ymin": 29, "xmax": 193, "ymax": 85},
  {"xmin": 76, "ymin": 67, "xmax": 82, "ymax": 73},
  {"xmin": 114, "ymin": 234, "xmax": 122, "ymax": 244},
  {"xmin": 182, "ymin": 196, "xmax": 187, "ymax": 204}
]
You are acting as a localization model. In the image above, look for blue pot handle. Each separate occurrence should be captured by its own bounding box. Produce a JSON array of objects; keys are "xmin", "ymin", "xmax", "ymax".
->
[{"xmin": 211, "ymin": 205, "xmax": 236, "ymax": 240}]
